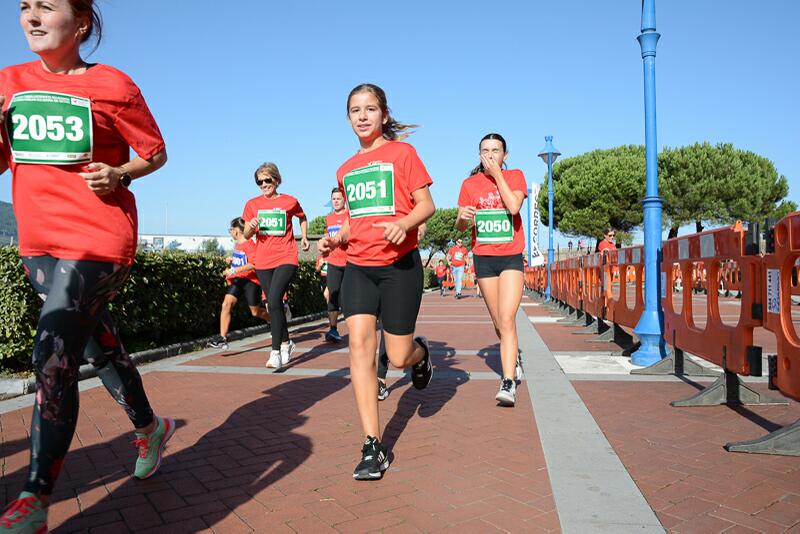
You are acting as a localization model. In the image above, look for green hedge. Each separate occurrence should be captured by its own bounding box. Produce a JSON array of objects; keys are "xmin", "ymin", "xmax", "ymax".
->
[{"xmin": 0, "ymin": 248, "xmax": 325, "ymax": 372}]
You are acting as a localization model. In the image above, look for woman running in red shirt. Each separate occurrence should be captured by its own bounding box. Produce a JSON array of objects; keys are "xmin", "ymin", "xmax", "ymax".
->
[
  {"xmin": 457, "ymin": 133, "xmax": 527, "ymax": 407},
  {"xmin": 0, "ymin": 1, "xmax": 173, "ymax": 531},
  {"xmin": 319, "ymin": 83, "xmax": 434, "ymax": 480},
  {"xmin": 323, "ymin": 187, "xmax": 348, "ymax": 343},
  {"xmin": 242, "ymin": 163, "xmax": 310, "ymax": 369}
]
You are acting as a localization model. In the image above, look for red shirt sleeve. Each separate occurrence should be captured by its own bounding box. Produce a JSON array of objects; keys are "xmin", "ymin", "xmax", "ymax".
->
[
  {"xmin": 507, "ymin": 170, "xmax": 528, "ymax": 198},
  {"xmin": 242, "ymin": 199, "xmax": 255, "ymax": 222},
  {"xmin": 292, "ymin": 197, "xmax": 306, "ymax": 219},
  {"xmin": 403, "ymin": 145, "xmax": 433, "ymax": 193},
  {"xmin": 113, "ymin": 88, "xmax": 165, "ymax": 160},
  {"xmin": 457, "ymin": 180, "xmax": 471, "ymax": 207}
]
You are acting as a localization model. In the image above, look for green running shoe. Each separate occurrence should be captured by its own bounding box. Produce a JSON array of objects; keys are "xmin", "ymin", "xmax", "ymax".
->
[
  {"xmin": 133, "ymin": 416, "xmax": 175, "ymax": 479},
  {"xmin": 0, "ymin": 492, "xmax": 47, "ymax": 534}
]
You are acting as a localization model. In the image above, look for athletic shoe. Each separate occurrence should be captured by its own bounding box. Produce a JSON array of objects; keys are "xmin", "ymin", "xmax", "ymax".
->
[
  {"xmin": 411, "ymin": 336, "xmax": 432, "ymax": 390},
  {"xmin": 280, "ymin": 340, "xmax": 296, "ymax": 365},
  {"xmin": 353, "ymin": 436, "xmax": 389, "ymax": 480},
  {"xmin": 515, "ymin": 350, "xmax": 524, "ymax": 381},
  {"xmin": 455, "ymin": 293, "xmax": 461, "ymax": 299},
  {"xmin": 208, "ymin": 335, "xmax": 228, "ymax": 350},
  {"xmin": 266, "ymin": 350, "xmax": 281, "ymax": 368},
  {"xmin": 377, "ymin": 379, "xmax": 389, "ymax": 401},
  {"xmin": 0, "ymin": 492, "xmax": 47, "ymax": 534},
  {"xmin": 325, "ymin": 328, "xmax": 342, "ymax": 343},
  {"xmin": 133, "ymin": 416, "xmax": 176, "ymax": 479},
  {"xmin": 495, "ymin": 378, "xmax": 516, "ymax": 406}
]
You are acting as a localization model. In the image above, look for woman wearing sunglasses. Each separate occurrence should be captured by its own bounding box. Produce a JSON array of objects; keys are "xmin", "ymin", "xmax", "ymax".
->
[
  {"xmin": 597, "ymin": 227, "xmax": 616, "ymax": 253},
  {"xmin": 243, "ymin": 163, "xmax": 310, "ymax": 368}
]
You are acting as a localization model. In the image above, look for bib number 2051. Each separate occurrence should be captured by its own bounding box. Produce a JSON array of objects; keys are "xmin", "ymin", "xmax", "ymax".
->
[
  {"xmin": 475, "ymin": 209, "xmax": 514, "ymax": 244},
  {"xmin": 257, "ymin": 209, "xmax": 287, "ymax": 236},
  {"xmin": 343, "ymin": 163, "xmax": 395, "ymax": 218},
  {"xmin": 8, "ymin": 91, "xmax": 92, "ymax": 164}
]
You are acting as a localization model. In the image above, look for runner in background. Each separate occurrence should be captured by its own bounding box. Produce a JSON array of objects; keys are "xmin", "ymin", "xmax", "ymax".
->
[
  {"xmin": 209, "ymin": 218, "xmax": 270, "ymax": 350},
  {"xmin": 243, "ymin": 163, "xmax": 310, "ymax": 369},
  {"xmin": 316, "ymin": 253, "xmax": 329, "ymax": 301},
  {"xmin": 319, "ymin": 84, "xmax": 434, "ymax": 480},
  {"xmin": 447, "ymin": 238, "xmax": 469, "ymax": 299},
  {"xmin": 324, "ymin": 187, "xmax": 348, "ymax": 343},
  {"xmin": 435, "ymin": 260, "xmax": 448, "ymax": 296},
  {"xmin": 376, "ymin": 222, "xmax": 427, "ymax": 401},
  {"xmin": 597, "ymin": 227, "xmax": 616, "ymax": 253},
  {"xmin": 0, "ymin": 2, "xmax": 173, "ymax": 530},
  {"xmin": 457, "ymin": 133, "xmax": 527, "ymax": 407}
]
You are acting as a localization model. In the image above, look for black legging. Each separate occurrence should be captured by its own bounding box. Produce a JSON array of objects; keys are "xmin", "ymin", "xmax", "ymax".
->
[
  {"xmin": 256, "ymin": 264, "xmax": 297, "ymax": 351},
  {"xmin": 21, "ymin": 256, "xmax": 154, "ymax": 496}
]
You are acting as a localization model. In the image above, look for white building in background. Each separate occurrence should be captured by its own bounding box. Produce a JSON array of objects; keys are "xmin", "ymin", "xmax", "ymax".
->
[{"xmin": 138, "ymin": 234, "xmax": 235, "ymax": 252}]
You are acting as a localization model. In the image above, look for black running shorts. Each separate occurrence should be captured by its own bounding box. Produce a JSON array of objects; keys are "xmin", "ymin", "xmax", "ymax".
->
[
  {"xmin": 473, "ymin": 253, "xmax": 524, "ymax": 279},
  {"xmin": 341, "ymin": 250, "xmax": 423, "ymax": 335},
  {"xmin": 226, "ymin": 278, "xmax": 263, "ymax": 306},
  {"xmin": 326, "ymin": 264, "xmax": 345, "ymax": 312}
]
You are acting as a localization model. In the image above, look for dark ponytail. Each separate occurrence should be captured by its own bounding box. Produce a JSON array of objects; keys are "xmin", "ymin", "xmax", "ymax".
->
[
  {"xmin": 469, "ymin": 133, "xmax": 508, "ymax": 176},
  {"xmin": 69, "ymin": 0, "xmax": 103, "ymax": 55},
  {"xmin": 347, "ymin": 83, "xmax": 418, "ymax": 141}
]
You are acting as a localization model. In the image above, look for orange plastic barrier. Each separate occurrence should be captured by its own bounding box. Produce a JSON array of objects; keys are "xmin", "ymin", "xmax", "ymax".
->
[
  {"xmin": 582, "ymin": 252, "xmax": 604, "ymax": 320},
  {"xmin": 661, "ymin": 222, "xmax": 761, "ymax": 375},
  {"xmin": 605, "ymin": 246, "xmax": 644, "ymax": 329},
  {"xmin": 761, "ymin": 213, "xmax": 800, "ymax": 401}
]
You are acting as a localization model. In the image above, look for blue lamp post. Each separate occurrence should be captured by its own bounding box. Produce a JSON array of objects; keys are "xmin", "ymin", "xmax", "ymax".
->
[
  {"xmin": 632, "ymin": 0, "xmax": 667, "ymax": 365},
  {"xmin": 538, "ymin": 136, "xmax": 560, "ymax": 301}
]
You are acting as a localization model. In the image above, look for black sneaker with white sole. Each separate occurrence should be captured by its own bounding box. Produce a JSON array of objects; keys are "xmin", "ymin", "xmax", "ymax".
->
[
  {"xmin": 378, "ymin": 379, "xmax": 389, "ymax": 401},
  {"xmin": 325, "ymin": 328, "xmax": 342, "ymax": 343},
  {"xmin": 208, "ymin": 335, "xmax": 228, "ymax": 350},
  {"xmin": 353, "ymin": 436, "xmax": 389, "ymax": 480},
  {"xmin": 411, "ymin": 336, "xmax": 432, "ymax": 390}
]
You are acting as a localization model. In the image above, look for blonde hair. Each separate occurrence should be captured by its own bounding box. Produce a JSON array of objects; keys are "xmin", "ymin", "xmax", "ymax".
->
[{"xmin": 253, "ymin": 162, "xmax": 282, "ymax": 186}]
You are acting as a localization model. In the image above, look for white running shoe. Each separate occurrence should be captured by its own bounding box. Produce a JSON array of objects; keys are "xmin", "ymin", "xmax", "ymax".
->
[
  {"xmin": 515, "ymin": 350, "xmax": 524, "ymax": 381},
  {"xmin": 266, "ymin": 350, "xmax": 281, "ymax": 368},
  {"xmin": 280, "ymin": 340, "xmax": 296, "ymax": 365}
]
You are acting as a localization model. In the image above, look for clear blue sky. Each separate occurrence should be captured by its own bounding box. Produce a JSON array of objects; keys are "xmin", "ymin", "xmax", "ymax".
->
[{"xmin": 2, "ymin": 0, "xmax": 798, "ymax": 245}]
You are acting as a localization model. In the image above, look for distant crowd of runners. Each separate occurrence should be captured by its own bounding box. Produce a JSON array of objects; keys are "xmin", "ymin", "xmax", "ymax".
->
[{"xmin": 1, "ymin": 1, "xmax": 535, "ymax": 530}]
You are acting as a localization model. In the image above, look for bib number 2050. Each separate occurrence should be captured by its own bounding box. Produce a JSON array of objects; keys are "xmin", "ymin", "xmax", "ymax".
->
[
  {"xmin": 475, "ymin": 209, "xmax": 514, "ymax": 244},
  {"xmin": 342, "ymin": 163, "xmax": 395, "ymax": 218},
  {"xmin": 8, "ymin": 91, "xmax": 92, "ymax": 164}
]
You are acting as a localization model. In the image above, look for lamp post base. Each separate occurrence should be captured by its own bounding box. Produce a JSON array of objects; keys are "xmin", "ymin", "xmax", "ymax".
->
[{"xmin": 632, "ymin": 309, "xmax": 667, "ymax": 366}]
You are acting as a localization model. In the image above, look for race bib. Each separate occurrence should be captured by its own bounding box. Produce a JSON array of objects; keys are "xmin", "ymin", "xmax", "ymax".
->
[
  {"xmin": 257, "ymin": 209, "xmax": 287, "ymax": 236},
  {"xmin": 231, "ymin": 250, "xmax": 247, "ymax": 268},
  {"xmin": 454, "ymin": 252, "xmax": 464, "ymax": 261},
  {"xmin": 8, "ymin": 91, "xmax": 92, "ymax": 164},
  {"xmin": 327, "ymin": 224, "xmax": 342, "ymax": 237},
  {"xmin": 342, "ymin": 163, "xmax": 395, "ymax": 218},
  {"xmin": 475, "ymin": 209, "xmax": 514, "ymax": 244}
]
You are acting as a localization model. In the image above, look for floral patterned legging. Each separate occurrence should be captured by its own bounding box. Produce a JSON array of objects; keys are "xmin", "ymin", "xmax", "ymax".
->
[{"xmin": 21, "ymin": 256, "xmax": 154, "ymax": 496}]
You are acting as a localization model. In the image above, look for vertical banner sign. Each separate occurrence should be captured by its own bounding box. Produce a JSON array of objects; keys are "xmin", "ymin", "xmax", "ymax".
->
[{"xmin": 528, "ymin": 184, "xmax": 545, "ymax": 266}]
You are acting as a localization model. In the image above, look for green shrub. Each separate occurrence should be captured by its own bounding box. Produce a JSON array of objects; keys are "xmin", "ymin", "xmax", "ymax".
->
[{"xmin": 0, "ymin": 248, "xmax": 326, "ymax": 372}]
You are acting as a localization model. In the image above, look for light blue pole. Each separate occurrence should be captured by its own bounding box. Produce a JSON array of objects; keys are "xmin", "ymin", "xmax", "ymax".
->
[
  {"xmin": 527, "ymin": 186, "xmax": 533, "ymax": 267},
  {"xmin": 632, "ymin": 0, "xmax": 667, "ymax": 365},
  {"xmin": 538, "ymin": 136, "xmax": 560, "ymax": 301}
]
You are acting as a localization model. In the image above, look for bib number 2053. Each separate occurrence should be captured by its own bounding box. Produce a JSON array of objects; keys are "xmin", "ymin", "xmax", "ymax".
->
[
  {"xmin": 475, "ymin": 209, "xmax": 514, "ymax": 244},
  {"xmin": 257, "ymin": 209, "xmax": 287, "ymax": 236},
  {"xmin": 343, "ymin": 163, "xmax": 395, "ymax": 218},
  {"xmin": 8, "ymin": 91, "xmax": 92, "ymax": 164}
]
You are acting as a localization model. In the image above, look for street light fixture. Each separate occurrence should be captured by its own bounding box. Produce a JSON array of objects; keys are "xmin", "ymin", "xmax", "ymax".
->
[{"xmin": 538, "ymin": 135, "xmax": 560, "ymax": 301}]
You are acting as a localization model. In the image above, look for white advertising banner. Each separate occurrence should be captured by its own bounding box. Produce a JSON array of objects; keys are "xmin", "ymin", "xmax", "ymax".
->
[{"xmin": 528, "ymin": 184, "xmax": 545, "ymax": 267}]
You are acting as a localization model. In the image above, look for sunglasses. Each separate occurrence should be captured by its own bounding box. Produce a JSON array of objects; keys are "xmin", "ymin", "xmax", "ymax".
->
[
  {"xmin": 606, "ymin": 233, "xmax": 616, "ymax": 238},
  {"xmin": 256, "ymin": 177, "xmax": 275, "ymax": 186}
]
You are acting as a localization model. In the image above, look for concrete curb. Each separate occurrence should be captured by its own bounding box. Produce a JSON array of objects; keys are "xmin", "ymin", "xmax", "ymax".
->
[{"xmin": 0, "ymin": 311, "xmax": 327, "ymax": 401}]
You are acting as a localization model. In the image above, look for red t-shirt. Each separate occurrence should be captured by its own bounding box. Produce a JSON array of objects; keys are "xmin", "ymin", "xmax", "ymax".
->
[
  {"xmin": 325, "ymin": 211, "xmax": 348, "ymax": 267},
  {"xmin": 435, "ymin": 265, "xmax": 447, "ymax": 278},
  {"xmin": 458, "ymin": 169, "xmax": 528, "ymax": 257},
  {"xmin": 598, "ymin": 240, "xmax": 615, "ymax": 253},
  {"xmin": 242, "ymin": 193, "xmax": 305, "ymax": 269},
  {"xmin": 0, "ymin": 62, "xmax": 165, "ymax": 264},
  {"xmin": 336, "ymin": 141, "xmax": 432, "ymax": 267},
  {"xmin": 227, "ymin": 239, "xmax": 260, "ymax": 284},
  {"xmin": 447, "ymin": 245, "xmax": 468, "ymax": 267}
]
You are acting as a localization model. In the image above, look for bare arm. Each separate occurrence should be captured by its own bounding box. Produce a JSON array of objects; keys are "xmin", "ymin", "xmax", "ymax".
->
[
  {"xmin": 298, "ymin": 216, "xmax": 310, "ymax": 250},
  {"xmin": 78, "ymin": 149, "xmax": 168, "ymax": 196},
  {"xmin": 318, "ymin": 218, "xmax": 350, "ymax": 254},
  {"xmin": 373, "ymin": 185, "xmax": 435, "ymax": 245}
]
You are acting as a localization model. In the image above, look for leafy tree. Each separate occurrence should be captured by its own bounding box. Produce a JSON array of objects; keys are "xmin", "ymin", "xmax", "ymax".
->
[
  {"xmin": 308, "ymin": 215, "xmax": 328, "ymax": 236},
  {"xmin": 538, "ymin": 145, "xmax": 645, "ymax": 243},
  {"xmin": 418, "ymin": 208, "xmax": 471, "ymax": 267},
  {"xmin": 199, "ymin": 238, "xmax": 223, "ymax": 255},
  {"xmin": 661, "ymin": 142, "xmax": 795, "ymax": 237}
]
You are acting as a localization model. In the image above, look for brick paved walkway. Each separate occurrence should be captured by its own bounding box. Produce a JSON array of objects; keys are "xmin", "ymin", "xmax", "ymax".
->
[{"xmin": 3, "ymin": 289, "xmax": 799, "ymax": 532}]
